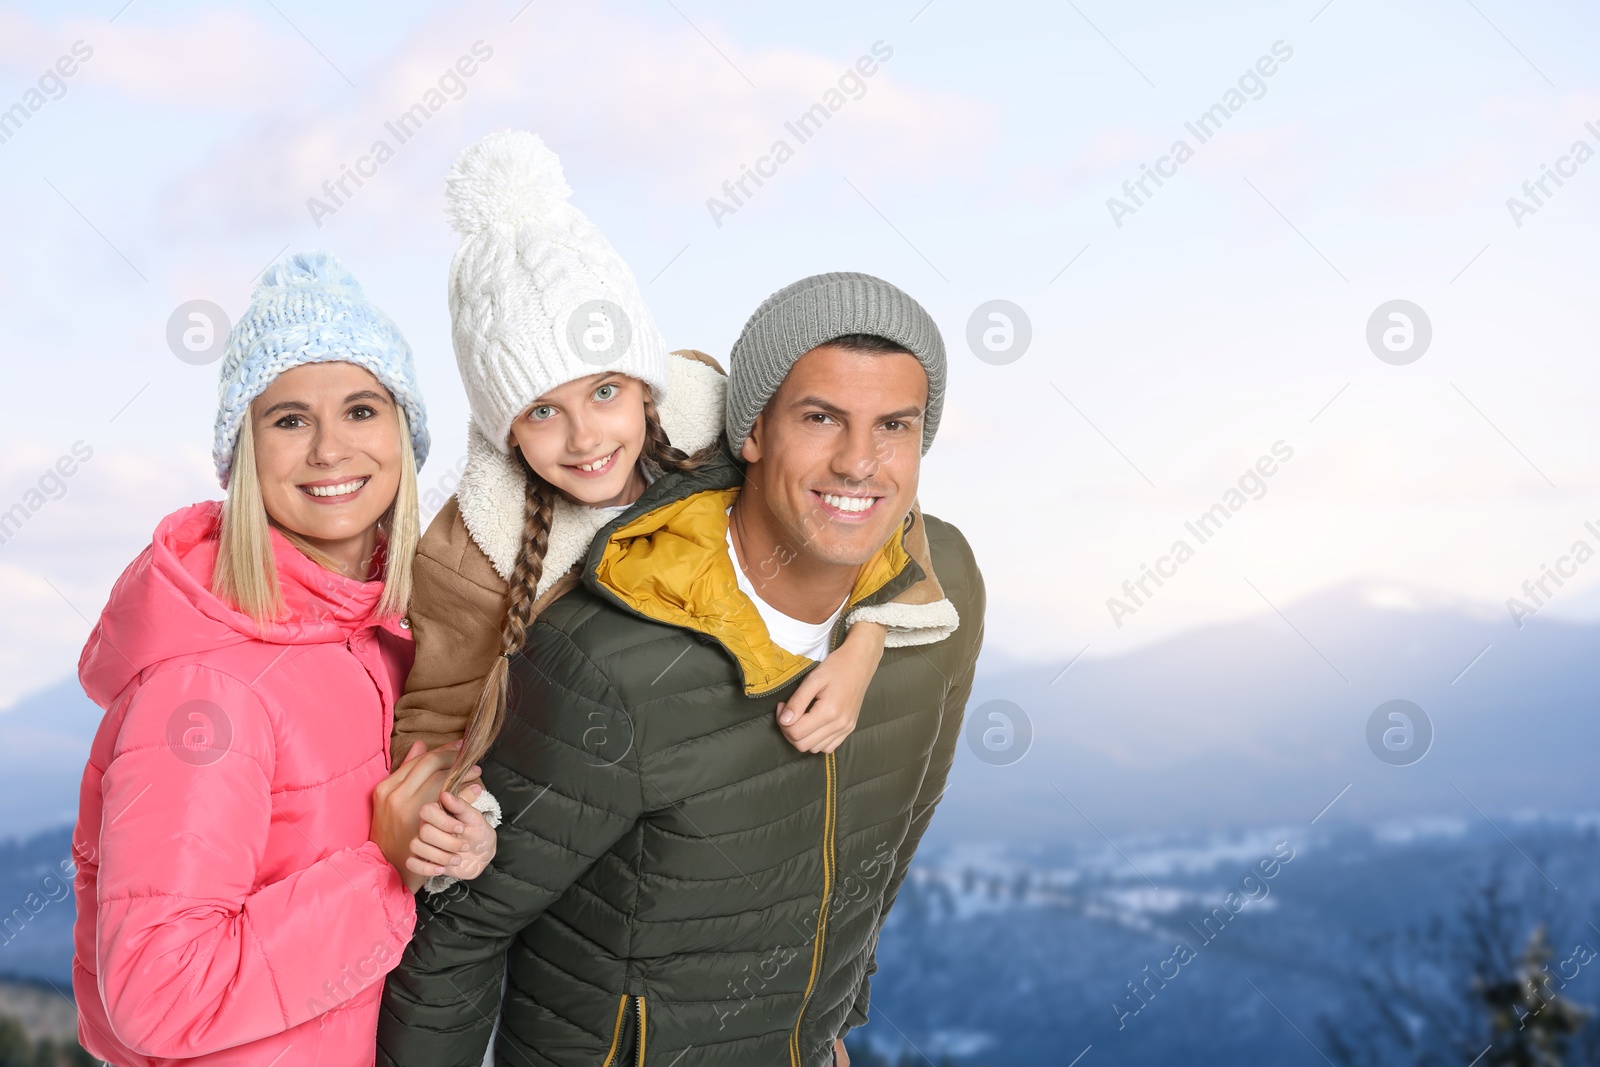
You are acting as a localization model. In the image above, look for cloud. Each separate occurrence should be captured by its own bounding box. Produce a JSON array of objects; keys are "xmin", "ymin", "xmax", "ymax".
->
[
  {"xmin": 151, "ymin": 3, "xmax": 993, "ymax": 246},
  {"xmin": 1014, "ymin": 127, "xmax": 1154, "ymax": 200},
  {"xmin": 0, "ymin": 441, "xmax": 216, "ymax": 709},
  {"xmin": 1367, "ymin": 91, "xmax": 1600, "ymax": 217},
  {"xmin": 0, "ymin": 7, "xmax": 318, "ymax": 108}
]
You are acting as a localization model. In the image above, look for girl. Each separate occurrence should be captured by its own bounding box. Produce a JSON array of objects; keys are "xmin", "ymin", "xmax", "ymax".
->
[
  {"xmin": 390, "ymin": 132, "xmax": 959, "ymax": 876},
  {"xmin": 71, "ymin": 251, "xmax": 490, "ymax": 1066}
]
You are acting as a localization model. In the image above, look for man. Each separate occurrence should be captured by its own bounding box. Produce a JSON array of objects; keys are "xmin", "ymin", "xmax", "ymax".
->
[{"xmin": 378, "ymin": 272, "xmax": 985, "ymax": 1067}]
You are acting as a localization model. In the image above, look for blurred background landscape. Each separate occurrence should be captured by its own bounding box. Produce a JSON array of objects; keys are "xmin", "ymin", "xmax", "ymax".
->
[
  {"xmin": 5, "ymin": 577, "xmax": 1598, "ymax": 1063},
  {"xmin": 4, "ymin": 0, "xmax": 1600, "ymax": 1063}
]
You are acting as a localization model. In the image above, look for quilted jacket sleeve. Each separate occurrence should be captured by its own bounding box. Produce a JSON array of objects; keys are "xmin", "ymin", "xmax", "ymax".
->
[
  {"xmin": 843, "ymin": 521, "xmax": 986, "ymax": 1035},
  {"xmin": 93, "ymin": 664, "xmax": 418, "ymax": 1058},
  {"xmin": 376, "ymin": 621, "xmax": 647, "ymax": 1067}
]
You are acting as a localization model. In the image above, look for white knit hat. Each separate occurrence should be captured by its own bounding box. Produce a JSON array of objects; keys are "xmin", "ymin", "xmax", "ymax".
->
[{"xmin": 445, "ymin": 131, "xmax": 670, "ymax": 453}]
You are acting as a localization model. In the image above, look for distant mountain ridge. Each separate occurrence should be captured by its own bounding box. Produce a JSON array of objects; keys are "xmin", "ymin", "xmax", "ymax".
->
[
  {"xmin": 5, "ymin": 577, "xmax": 1594, "ymax": 846},
  {"xmin": 938, "ymin": 576, "xmax": 1600, "ymax": 844}
]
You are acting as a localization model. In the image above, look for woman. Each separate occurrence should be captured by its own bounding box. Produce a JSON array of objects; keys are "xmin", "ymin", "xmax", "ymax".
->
[{"xmin": 71, "ymin": 251, "xmax": 490, "ymax": 1065}]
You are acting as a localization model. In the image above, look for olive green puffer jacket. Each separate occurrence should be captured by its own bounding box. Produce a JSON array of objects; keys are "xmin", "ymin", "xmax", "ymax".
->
[{"xmin": 378, "ymin": 446, "xmax": 985, "ymax": 1067}]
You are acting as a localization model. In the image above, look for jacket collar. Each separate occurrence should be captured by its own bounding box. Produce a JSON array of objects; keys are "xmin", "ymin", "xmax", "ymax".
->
[{"xmin": 581, "ymin": 448, "xmax": 918, "ymax": 696}]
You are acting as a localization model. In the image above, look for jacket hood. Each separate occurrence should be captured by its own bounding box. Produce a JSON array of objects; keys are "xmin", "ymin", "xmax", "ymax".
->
[
  {"xmin": 455, "ymin": 349, "xmax": 726, "ymax": 595},
  {"xmin": 78, "ymin": 500, "xmax": 405, "ymax": 710}
]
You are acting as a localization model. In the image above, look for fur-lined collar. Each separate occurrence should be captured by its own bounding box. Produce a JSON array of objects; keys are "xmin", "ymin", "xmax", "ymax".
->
[{"xmin": 455, "ymin": 351, "xmax": 727, "ymax": 597}]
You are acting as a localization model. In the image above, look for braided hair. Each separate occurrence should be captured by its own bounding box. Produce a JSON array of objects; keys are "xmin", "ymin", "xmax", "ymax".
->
[{"xmin": 446, "ymin": 390, "xmax": 712, "ymax": 792}]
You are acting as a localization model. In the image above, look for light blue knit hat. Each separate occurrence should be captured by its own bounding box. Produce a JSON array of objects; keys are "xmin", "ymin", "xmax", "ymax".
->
[{"xmin": 212, "ymin": 250, "xmax": 430, "ymax": 487}]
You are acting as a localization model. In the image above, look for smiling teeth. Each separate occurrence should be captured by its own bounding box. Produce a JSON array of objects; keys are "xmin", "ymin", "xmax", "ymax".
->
[
  {"xmin": 576, "ymin": 453, "xmax": 614, "ymax": 472},
  {"xmin": 305, "ymin": 477, "xmax": 368, "ymax": 497},
  {"xmin": 821, "ymin": 493, "xmax": 876, "ymax": 513}
]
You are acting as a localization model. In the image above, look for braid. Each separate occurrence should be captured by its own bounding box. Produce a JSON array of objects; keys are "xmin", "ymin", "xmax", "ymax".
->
[
  {"xmin": 448, "ymin": 452, "xmax": 554, "ymax": 793},
  {"xmin": 446, "ymin": 390, "xmax": 707, "ymax": 792},
  {"xmin": 640, "ymin": 392, "xmax": 715, "ymax": 475},
  {"xmin": 502, "ymin": 451, "xmax": 556, "ymax": 657}
]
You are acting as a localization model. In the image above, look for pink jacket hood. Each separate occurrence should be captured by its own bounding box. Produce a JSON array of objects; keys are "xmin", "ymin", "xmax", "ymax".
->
[
  {"xmin": 73, "ymin": 500, "xmax": 418, "ymax": 1067},
  {"xmin": 80, "ymin": 500, "xmax": 407, "ymax": 709}
]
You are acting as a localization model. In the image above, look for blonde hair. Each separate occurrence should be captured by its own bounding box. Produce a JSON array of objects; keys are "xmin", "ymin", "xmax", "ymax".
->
[
  {"xmin": 446, "ymin": 392, "xmax": 708, "ymax": 792},
  {"xmin": 212, "ymin": 406, "xmax": 419, "ymax": 627}
]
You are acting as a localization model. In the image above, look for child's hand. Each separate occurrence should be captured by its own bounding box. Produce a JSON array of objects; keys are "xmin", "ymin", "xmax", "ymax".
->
[
  {"xmin": 776, "ymin": 665, "xmax": 862, "ymax": 754},
  {"xmin": 776, "ymin": 623, "xmax": 886, "ymax": 754},
  {"xmin": 408, "ymin": 784, "xmax": 497, "ymax": 882},
  {"xmin": 374, "ymin": 740, "xmax": 481, "ymax": 891}
]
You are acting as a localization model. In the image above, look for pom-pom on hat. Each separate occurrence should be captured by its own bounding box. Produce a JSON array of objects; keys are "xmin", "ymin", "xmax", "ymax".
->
[
  {"xmin": 211, "ymin": 249, "xmax": 430, "ymax": 488},
  {"xmin": 445, "ymin": 131, "xmax": 670, "ymax": 453}
]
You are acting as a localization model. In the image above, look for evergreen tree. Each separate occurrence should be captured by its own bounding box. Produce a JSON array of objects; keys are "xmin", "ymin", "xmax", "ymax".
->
[
  {"xmin": 1319, "ymin": 871, "xmax": 1597, "ymax": 1066},
  {"xmin": 1474, "ymin": 925, "xmax": 1588, "ymax": 1066}
]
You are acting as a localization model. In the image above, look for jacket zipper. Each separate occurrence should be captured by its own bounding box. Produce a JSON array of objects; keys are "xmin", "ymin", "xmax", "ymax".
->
[
  {"xmin": 600, "ymin": 995, "xmax": 628, "ymax": 1067},
  {"xmin": 601, "ymin": 993, "xmax": 648, "ymax": 1067},
  {"xmin": 789, "ymin": 749, "xmax": 838, "ymax": 1067},
  {"xmin": 785, "ymin": 610, "xmax": 852, "ymax": 1064},
  {"xmin": 635, "ymin": 995, "xmax": 647, "ymax": 1067}
]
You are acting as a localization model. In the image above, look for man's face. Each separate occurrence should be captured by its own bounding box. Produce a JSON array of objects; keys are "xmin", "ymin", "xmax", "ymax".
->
[{"xmin": 740, "ymin": 343, "xmax": 927, "ymax": 567}]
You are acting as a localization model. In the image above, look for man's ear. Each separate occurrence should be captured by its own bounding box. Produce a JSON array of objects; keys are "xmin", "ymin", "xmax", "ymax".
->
[{"xmin": 740, "ymin": 415, "xmax": 764, "ymax": 464}]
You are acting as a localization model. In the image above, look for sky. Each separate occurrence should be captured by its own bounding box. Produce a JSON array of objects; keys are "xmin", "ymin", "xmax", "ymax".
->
[{"xmin": 2, "ymin": 0, "xmax": 1599, "ymax": 708}]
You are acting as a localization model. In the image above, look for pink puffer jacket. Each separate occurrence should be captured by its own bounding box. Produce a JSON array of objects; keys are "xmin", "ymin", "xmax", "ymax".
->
[{"xmin": 72, "ymin": 501, "xmax": 419, "ymax": 1066}]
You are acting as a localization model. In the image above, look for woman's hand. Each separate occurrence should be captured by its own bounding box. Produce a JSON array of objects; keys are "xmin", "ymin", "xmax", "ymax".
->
[
  {"xmin": 776, "ymin": 622, "xmax": 886, "ymax": 754},
  {"xmin": 409, "ymin": 784, "xmax": 498, "ymax": 882},
  {"xmin": 371, "ymin": 740, "xmax": 481, "ymax": 892}
]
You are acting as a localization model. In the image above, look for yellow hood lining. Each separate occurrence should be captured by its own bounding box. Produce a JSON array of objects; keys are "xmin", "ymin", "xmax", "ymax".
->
[{"xmin": 594, "ymin": 487, "xmax": 910, "ymax": 696}]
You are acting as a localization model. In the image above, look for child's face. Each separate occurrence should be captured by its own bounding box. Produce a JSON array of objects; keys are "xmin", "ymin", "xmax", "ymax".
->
[
  {"xmin": 509, "ymin": 373, "xmax": 650, "ymax": 509},
  {"xmin": 250, "ymin": 362, "xmax": 402, "ymax": 561}
]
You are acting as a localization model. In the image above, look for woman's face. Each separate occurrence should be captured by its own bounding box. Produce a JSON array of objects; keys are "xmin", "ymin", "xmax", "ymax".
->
[
  {"xmin": 250, "ymin": 362, "xmax": 402, "ymax": 569},
  {"xmin": 508, "ymin": 372, "xmax": 649, "ymax": 509}
]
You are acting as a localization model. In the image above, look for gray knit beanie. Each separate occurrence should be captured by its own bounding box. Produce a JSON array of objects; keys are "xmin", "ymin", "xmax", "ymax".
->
[{"xmin": 726, "ymin": 272, "xmax": 946, "ymax": 456}]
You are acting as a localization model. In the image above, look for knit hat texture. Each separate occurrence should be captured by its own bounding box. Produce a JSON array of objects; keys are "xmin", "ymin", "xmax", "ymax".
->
[
  {"xmin": 725, "ymin": 272, "xmax": 946, "ymax": 456},
  {"xmin": 446, "ymin": 131, "xmax": 670, "ymax": 453},
  {"xmin": 212, "ymin": 249, "xmax": 430, "ymax": 487}
]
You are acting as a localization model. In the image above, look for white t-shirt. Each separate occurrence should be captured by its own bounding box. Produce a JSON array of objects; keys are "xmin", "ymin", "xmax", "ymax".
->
[{"xmin": 725, "ymin": 513, "xmax": 844, "ymax": 660}]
